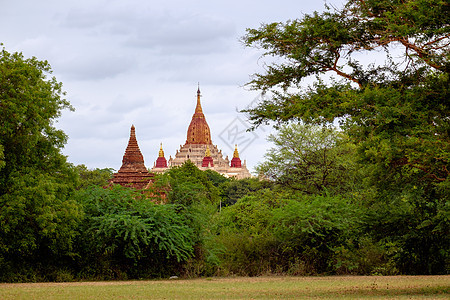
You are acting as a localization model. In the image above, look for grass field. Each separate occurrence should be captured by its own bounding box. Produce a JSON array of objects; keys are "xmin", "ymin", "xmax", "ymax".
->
[{"xmin": 0, "ymin": 275, "xmax": 448, "ymax": 299}]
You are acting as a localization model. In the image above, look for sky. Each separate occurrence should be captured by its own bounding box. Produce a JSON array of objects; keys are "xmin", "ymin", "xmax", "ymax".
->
[{"xmin": 1, "ymin": 0, "xmax": 345, "ymax": 173}]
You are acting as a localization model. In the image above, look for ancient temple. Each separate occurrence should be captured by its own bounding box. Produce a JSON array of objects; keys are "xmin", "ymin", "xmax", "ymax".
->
[
  {"xmin": 151, "ymin": 87, "xmax": 251, "ymax": 179},
  {"xmin": 110, "ymin": 125, "xmax": 154, "ymax": 189}
]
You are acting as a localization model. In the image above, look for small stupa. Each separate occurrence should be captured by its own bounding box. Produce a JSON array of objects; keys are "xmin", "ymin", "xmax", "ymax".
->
[
  {"xmin": 230, "ymin": 145, "xmax": 242, "ymax": 168},
  {"xmin": 155, "ymin": 143, "xmax": 168, "ymax": 168},
  {"xmin": 202, "ymin": 145, "xmax": 214, "ymax": 167}
]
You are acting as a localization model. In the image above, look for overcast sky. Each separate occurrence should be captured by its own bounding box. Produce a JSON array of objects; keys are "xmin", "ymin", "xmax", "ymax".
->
[{"xmin": 1, "ymin": 0, "xmax": 345, "ymax": 173}]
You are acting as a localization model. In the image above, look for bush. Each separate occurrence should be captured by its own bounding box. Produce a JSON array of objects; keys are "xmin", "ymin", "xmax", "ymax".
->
[
  {"xmin": 270, "ymin": 194, "xmax": 361, "ymax": 274},
  {"xmin": 211, "ymin": 190, "xmax": 285, "ymax": 276},
  {"xmin": 73, "ymin": 186, "xmax": 195, "ymax": 279}
]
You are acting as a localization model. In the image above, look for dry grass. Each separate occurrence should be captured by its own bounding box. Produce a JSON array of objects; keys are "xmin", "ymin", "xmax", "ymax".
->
[{"xmin": 0, "ymin": 275, "xmax": 448, "ymax": 299}]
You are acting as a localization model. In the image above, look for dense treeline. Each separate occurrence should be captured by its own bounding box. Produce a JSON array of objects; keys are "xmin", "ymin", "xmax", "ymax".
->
[
  {"xmin": 1, "ymin": 0, "xmax": 449, "ymax": 282},
  {"xmin": 1, "ymin": 158, "xmax": 448, "ymax": 281}
]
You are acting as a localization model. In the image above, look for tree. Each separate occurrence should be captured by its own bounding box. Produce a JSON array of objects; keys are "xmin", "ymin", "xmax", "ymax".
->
[
  {"xmin": 270, "ymin": 194, "xmax": 361, "ymax": 274},
  {"xmin": 155, "ymin": 161, "xmax": 221, "ymax": 276},
  {"xmin": 212, "ymin": 190, "xmax": 284, "ymax": 276},
  {"xmin": 74, "ymin": 186, "xmax": 194, "ymax": 279},
  {"xmin": 163, "ymin": 161, "xmax": 220, "ymax": 206},
  {"xmin": 242, "ymin": 0, "xmax": 449, "ymax": 185},
  {"xmin": 0, "ymin": 47, "xmax": 73, "ymax": 180},
  {"xmin": 256, "ymin": 123, "xmax": 358, "ymax": 195},
  {"xmin": 0, "ymin": 46, "xmax": 81, "ymax": 281},
  {"xmin": 219, "ymin": 177, "xmax": 273, "ymax": 207},
  {"xmin": 74, "ymin": 164, "xmax": 114, "ymax": 189},
  {"xmin": 204, "ymin": 169, "xmax": 230, "ymax": 188},
  {"xmin": 243, "ymin": 0, "xmax": 449, "ymax": 93},
  {"xmin": 242, "ymin": 0, "xmax": 449, "ymax": 274}
]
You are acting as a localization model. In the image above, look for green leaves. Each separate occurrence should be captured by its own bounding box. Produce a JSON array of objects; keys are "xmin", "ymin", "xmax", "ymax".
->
[
  {"xmin": 257, "ymin": 123, "xmax": 359, "ymax": 195},
  {"xmin": 76, "ymin": 186, "xmax": 194, "ymax": 266},
  {"xmin": 0, "ymin": 46, "xmax": 73, "ymax": 190},
  {"xmin": 0, "ymin": 168, "xmax": 82, "ymax": 277},
  {"xmin": 242, "ymin": 0, "xmax": 449, "ymax": 124},
  {"xmin": 242, "ymin": 0, "xmax": 449, "ymax": 275},
  {"xmin": 0, "ymin": 47, "xmax": 81, "ymax": 281},
  {"xmin": 163, "ymin": 161, "xmax": 221, "ymax": 206},
  {"xmin": 0, "ymin": 144, "xmax": 4, "ymax": 172},
  {"xmin": 271, "ymin": 194, "xmax": 361, "ymax": 268},
  {"xmin": 74, "ymin": 164, "xmax": 114, "ymax": 189}
]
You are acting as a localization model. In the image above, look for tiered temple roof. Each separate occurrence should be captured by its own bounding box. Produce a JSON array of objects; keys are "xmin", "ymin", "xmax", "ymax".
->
[
  {"xmin": 110, "ymin": 125, "xmax": 154, "ymax": 189},
  {"xmin": 186, "ymin": 87, "xmax": 212, "ymax": 145}
]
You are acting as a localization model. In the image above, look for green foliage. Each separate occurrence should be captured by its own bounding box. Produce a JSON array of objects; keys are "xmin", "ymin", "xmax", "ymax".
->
[
  {"xmin": 0, "ymin": 46, "xmax": 81, "ymax": 282},
  {"xmin": 0, "ymin": 145, "xmax": 4, "ymax": 172},
  {"xmin": 212, "ymin": 190, "xmax": 284, "ymax": 276},
  {"xmin": 361, "ymin": 187, "xmax": 449, "ymax": 274},
  {"xmin": 74, "ymin": 164, "xmax": 114, "ymax": 189},
  {"xmin": 269, "ymin": 194, "xmax": 361, "ymax": 274},
  {"xmin": 257, "ymin": 124, "xmax": 359, "ymax": 195},
  {"xmin": 180, "ymin": 200, "xmax": 224, "ymax": 277},
  {"xmin": 154, "ymin": 163, "xmax": 228, "ymax": 277},
  {"xmin": 74, "ymin": 186, "xmax": 194, "ymax": 279},
  {"xmin": 213, "ymin": 191, "xmax": 365, "ymax": 276},
  {"xmin": 0, "ymin": 169, "xmax": 81, "ymax": 254},
  {"xmin": 163, "ymin": 161, "xmax": 220, "ymax": 206},
  {"xmin": 219, "ymin": 177, "xmax": 274, "ymax": 207},
  {"xmin": 0, "ymin": 47, "xmax": 73, "ymax": 184},
  {"xmin": 331, "ymin": 236, "xmax": 399, "ymax": 275},
  {"xmin": 271, "ymin": 194, "xmax": 358, "ymax": 245},
  {"xmin": 204, "ymin": 169, "xmax": 230, "ymax": 187},
  {"xmin": 243, "ymin": 0, "xmax": 449, "ymax": 95},
  {"xmin": 242, "ymin": 1, "xmax": 449, "ymax": 190},
  {"xmin": 242, "ymin": 0, "xmax": 449, "ymax": 275},
  {"xmin": 217, "ymin": 191, "xmax": 280, "ymax": 235}
]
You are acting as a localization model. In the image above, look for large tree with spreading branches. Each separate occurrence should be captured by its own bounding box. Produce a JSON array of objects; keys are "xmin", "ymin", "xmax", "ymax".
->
[{"xmin": 243, "ymin": 0, "xmax": 449, "ymax": 274}]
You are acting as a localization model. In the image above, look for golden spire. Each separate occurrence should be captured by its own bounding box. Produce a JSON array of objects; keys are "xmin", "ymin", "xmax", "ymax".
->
[
  {"xmin": 158, "ymin": 143, "xmax": 164, "ymax": 157},
  {"xmin": 205, "ymin": 145, "xmax": 211, "ymax": 157},
  {"xmin": 233, "ymin": 144, "xmax": 240, "ymax": 158}
]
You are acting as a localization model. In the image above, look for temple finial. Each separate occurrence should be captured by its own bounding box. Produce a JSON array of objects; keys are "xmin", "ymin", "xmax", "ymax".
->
[
  {"xmin": 195, "ymin": 84, "xmax": 203, "ymax": 113},
  {"xmin": 233, "ymin": 144, "xmax": 240, "ymax": 158},
  {"xmin": 205, "ymin": 145, "xmax": 211, "ymax": 157},
  {"xmin": 159, "ymin": 142, "xmax": 165, "ymax": 157}
]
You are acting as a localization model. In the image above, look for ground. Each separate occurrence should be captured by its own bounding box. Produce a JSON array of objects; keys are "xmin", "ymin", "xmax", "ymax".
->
[{"xmin": 0, "ymin": 275, "xmax": 448, "ymax": 299}]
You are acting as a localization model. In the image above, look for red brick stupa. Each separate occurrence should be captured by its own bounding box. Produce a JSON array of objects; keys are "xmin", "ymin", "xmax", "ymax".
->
[{"xmin": 110, "ymin": 125, "xmax": 154, "ymax": 189}]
